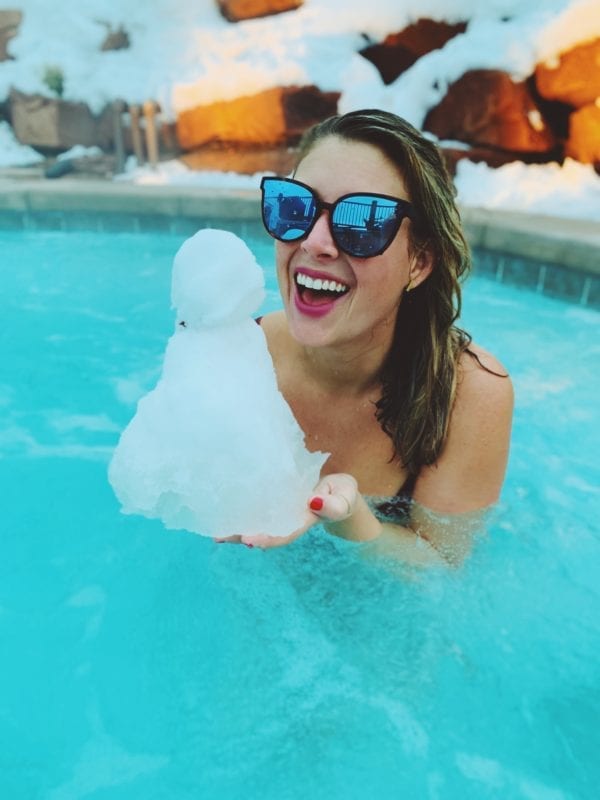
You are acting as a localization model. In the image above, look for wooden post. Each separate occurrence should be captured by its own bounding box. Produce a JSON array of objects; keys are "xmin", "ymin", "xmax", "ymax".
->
[
  {"xmin": 129, "ymin": 104, "xmax": 145, "ymax": 166},
  {"xmin": 112, "ymin": 99, "xmax": 127, "ymax": 174},
  {"xmin": 143, "ymin": 100, "xmax": 160, "ymax": 168}
]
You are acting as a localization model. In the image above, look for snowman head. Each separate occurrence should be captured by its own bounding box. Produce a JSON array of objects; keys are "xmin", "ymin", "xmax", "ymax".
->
[{"xmin": 171, "ymin": 229, "xmax": 266, "ymax": 327}]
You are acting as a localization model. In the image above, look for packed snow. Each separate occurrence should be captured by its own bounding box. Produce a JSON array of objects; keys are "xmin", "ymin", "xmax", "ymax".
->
[{"xmin": 108, "ymin": 229, "xmax": 328, "ymax": 538}]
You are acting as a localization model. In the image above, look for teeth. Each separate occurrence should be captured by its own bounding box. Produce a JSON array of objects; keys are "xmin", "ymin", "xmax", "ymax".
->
[{"xmin": 295, "ymin": 273, "xmax": 348, "ymax": 293}]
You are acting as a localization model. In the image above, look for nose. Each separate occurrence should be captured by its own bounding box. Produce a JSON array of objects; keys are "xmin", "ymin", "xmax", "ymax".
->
[{"xmin": 301, "ymin": 210, "xmax": 339, "ymax": 260}]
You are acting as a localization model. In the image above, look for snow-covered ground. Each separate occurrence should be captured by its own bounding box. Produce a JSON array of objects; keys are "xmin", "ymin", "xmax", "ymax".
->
[{"xmin": 1, "ymin": 0, "xmax": 599, "ymax": 220}]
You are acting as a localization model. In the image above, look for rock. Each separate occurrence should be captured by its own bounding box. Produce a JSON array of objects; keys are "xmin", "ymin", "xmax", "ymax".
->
[
  {"xmin": 9, "ymin": 89, "xmax": 113, "ymax": 151},
  {"xmin": 565, "ymin": 102, "xmax": 600, "ymax": 164},
  {"xmin": 424, "ymin": 69, "xmax": 557, "ymax": 154},
  {"xmin": 180, "ymin": 143, "xmax": 298, "ymax": 175},
  {"xmin": 360, "ymin": 18, "xmax": 467, "ymax": 85},
  {"xmin": 100, "ymin": 24, "xmax": 130, "ymax": 52},
  {"xmin": 176, "ymin": 85, "xmax": 339, "ymax": 150},
  {"xmin": 0, "ymin": 9, "xmax": 22, "ymax": 61},
  {"xmin": 217, "ymin": 0, "xmax": 303, "ymax": 22},
  {"xmin": 536, "ymin": 39, "xmax": 600, "ymax": 109}
]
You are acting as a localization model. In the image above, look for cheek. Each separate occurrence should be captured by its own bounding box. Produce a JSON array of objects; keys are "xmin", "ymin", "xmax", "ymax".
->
[{"xmin": 275, "ymin": 242, "xmax": 294, "ymax": 280}]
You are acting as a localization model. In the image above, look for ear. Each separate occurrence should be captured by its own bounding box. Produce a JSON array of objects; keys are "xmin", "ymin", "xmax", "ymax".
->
[{"xmin": 408, "ymin": 243, "xmax": 434, "ymax": 289}]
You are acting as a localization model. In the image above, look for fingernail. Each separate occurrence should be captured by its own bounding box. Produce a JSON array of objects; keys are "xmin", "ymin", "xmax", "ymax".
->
[
  {"xmin": 309, "ymin": 497, "xmax": 324, "ymax": 511},
  {"xmin": 245, "ymin": 543, "xmax": 254, "ymax": 549}
]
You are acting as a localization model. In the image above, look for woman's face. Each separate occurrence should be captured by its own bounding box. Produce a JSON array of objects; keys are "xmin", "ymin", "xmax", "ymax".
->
[{"xmin": 275, "ymin": 136, "xmax": 428, "ymax": 350}]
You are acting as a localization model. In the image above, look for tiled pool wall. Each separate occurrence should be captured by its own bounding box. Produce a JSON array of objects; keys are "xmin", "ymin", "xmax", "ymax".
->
[
  {"xmin": 471, "ymin": 246, "xmax": 599, "ymax": 308},
  {"xmin": 1, "ymin": 203, "xmax": 598, "ymax": 310},
  {"xmin": 0, "ymin": 206, "xmax": 265, "ymax": 241}
]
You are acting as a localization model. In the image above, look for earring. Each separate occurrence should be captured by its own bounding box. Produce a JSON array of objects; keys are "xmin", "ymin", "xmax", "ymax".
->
[{"xmin": 405, "ymin": 279, "xmax": 413, "ymax": 293}]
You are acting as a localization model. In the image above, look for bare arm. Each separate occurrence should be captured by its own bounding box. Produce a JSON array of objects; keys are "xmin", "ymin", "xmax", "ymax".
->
[{"xmin": 316, "ymin": 355, "xmax": 514, "ymax": 564}]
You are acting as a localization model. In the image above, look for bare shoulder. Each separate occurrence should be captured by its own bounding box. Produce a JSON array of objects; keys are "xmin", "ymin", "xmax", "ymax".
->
[
  {"xmin": 414, "ymin": 343, "xmax": 513, "ymax": 512},
  {"xmin": 258, "ymin": 311, "xmax": 296, "ymax": 366},
  {"xmin": 460, "ymin": 342, "xmax": 509, "ymax": 378},
  {"xmin": 259, "ymin": 310, "xmax": 288, "ymax": 339},
  {"xmin": 456, "ymin": 342, "xmax": 514, "ymax": 413},
  {"xmin": 450, "ymin": 344, "xmax": 514, "ymax": 440}
]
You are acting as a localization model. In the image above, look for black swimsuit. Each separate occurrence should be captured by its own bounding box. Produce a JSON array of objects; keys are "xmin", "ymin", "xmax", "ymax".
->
[{"xmin": 365, "ymin": 473, "xmax": 416, "ymax": 526}]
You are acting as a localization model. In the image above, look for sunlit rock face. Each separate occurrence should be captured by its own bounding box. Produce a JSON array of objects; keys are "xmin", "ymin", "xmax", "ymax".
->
[
  {"xmin": 176, "ymin": 85, "xmax": 339, "ymax": 150},
  {"xmin": 424, "ymin": 69, "xmax": 557, "ymax": 155},
  {"xmin": 536, "ymin": 39, "xmax": 600, "ymax": 109},
  {"xmin": 360, "ymin": 18, "xmax": 467, "ymax": 85},
  {"xmin": 534, "ymin": 38, "xmax": 600, "ymax": 166},
  {"xmin": 0, "ymin": 9, "xmax": 21, "ymax": 61},
  {"xmin": 9, "ymin": 90, "xmax": 113, "ymax": 151},
  {"xmin": 181, "ymin": 144, "xmax": 297, "ymax": 176},
  {"xmin": 566, "ymin": 103, "xmax": 600, "ymax": 164},
  {"xmin": 217, "ymin": 0, "xmax": 303, "ymax": 23}
]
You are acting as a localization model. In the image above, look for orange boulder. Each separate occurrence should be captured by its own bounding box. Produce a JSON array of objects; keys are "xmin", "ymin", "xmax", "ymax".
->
[
  {"xmin": 536, "ymin": 38, "xmax": 600, "ymax": 108},
  {"xmin": 424, "ymin": 69, "xmax": 557, "ymax": 154},
  {"xmin": 176, "ymin": 85, "xmax": 339, "ymax": 150},
  {"xmin": 217, "ymin": 0, "xmax": 302, "ymax": 22},
  {"xmin": 566, "ymin": 102, "xmax": 600, "ymax": 163}
]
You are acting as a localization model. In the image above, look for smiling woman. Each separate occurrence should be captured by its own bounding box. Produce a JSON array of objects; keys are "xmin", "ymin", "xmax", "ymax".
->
[{"xmin": 219, "ymin": 108, "xmax": 515, "ymax": 563}]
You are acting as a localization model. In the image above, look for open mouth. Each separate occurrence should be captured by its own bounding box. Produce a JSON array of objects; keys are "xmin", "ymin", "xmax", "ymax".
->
[{"xmin": 294, "ymin": 271, "xmax": 350, "ymax": 307}]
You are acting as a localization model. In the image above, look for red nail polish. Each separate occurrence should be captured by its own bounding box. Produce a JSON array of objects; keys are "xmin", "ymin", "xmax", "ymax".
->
[
  {"xmin": 310, "ymin": 497, "xmax": 324, "ymax": 511},
  {"xmin": 245, "ymin": 543, "xmax": 254, "ymax": 549}
]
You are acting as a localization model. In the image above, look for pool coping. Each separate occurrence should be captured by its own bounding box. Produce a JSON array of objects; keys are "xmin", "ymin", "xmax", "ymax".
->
[{"xmin": 1, "ymin": 177, "xmax": 599, "ymax": 307}]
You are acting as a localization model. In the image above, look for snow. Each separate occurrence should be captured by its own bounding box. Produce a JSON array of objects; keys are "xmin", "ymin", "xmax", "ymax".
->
[
  {"xmin": 455, "ymin": 158, "xmax": 600, "ymax": 221},
  {"xmin": 0, "ymin": 120, "xmax": 45, "ymax": 166},
  {"xmin": 108, "ymin": 229, "xmax": 328, "ymax": 538},
  {"xmin": 1, "ymin": 0, "xmax": 599, "ymax": 219}
]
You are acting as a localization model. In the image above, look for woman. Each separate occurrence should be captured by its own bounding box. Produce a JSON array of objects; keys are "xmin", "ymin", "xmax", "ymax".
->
[{"xmin": 221, "ymin": 109, "xmax": 513, "ymax": 564}]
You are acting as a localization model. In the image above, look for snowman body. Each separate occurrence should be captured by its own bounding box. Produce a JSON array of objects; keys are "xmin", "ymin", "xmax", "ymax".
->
[{"xmin": 109, "ymin": 229, "xmax": 327, "ymax": 538}]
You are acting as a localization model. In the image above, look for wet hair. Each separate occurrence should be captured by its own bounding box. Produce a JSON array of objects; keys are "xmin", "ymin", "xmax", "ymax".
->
[{"xmin": 295, "ymin": 109, "xmax": 473, "ymax": 475}]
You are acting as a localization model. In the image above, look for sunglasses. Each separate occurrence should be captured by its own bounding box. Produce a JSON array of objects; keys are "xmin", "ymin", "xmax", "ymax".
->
[{"xmin": 260, "ymin": 176, "xmax": 415, "ymax": 259}]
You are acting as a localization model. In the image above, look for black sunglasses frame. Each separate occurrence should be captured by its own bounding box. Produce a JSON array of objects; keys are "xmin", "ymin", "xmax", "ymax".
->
[{"xmin": 260, "ymin": 176, "xmax": 415, "ymax": 259}]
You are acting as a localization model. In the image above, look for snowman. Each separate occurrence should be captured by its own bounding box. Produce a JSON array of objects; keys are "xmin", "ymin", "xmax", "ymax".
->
[{"xmin": 108, "ymin": 228, "xmax": 327, "ymax": 538}]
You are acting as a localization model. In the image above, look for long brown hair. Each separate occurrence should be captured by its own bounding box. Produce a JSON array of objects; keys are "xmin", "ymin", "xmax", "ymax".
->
[{"xmin": 296, "ymin": 109, "xmax": 473, "ymax": 475}]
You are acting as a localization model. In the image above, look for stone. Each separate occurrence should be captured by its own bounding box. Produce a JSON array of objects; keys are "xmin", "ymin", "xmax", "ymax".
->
[
  {"xmin": 181, "ymin": 143, "xmax": 298, "ymax": 175},
  {"xmin": 536, "ymin": 39, "xmax": 600, "ymax": 109},
  {"xmin": 565, "ymin": 102, "xmax": 600, "ymax": 164},
  {"xmin": 424, "ymin": 69, "xmax": 557, "ymax": 154},
  {"xmin": 0, "ymin": 9, "xmax": 22, "ymax": 61},
  {"xmin": 100, "ymin": 25, "xmax": 130, "ymax": 52},
  {"xmin": 176, "ymin": 85, "xmax": 339, "ymax": 150},
  {"xmin": 9, "ymin": 89, "xmax": 113, "ymax": 151},
  {"xmin": 217, "ymin": 0, "xmax": 302, "ymax": 22},
  {"xmin": 360, "ymin": 18, "xmax": 467, "ymax": 85}
]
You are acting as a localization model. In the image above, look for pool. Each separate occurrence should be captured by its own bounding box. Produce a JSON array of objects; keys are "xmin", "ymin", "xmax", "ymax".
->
[{"xmin": 1, "ymin": 225, "xmax": 599, "ymax": 800}]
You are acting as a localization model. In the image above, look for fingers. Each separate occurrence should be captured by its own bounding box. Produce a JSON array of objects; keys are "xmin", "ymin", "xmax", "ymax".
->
[
  {"xmin": 241, "ymin": 515, "xmax": 315, "ymax": 550},
  {"xmin": 213, "ymin": 535, "xmax": 243, "ymax": 544},
  {"xmin": 308, "ymin": 473, "xmax": 358, "ymax": 522}
]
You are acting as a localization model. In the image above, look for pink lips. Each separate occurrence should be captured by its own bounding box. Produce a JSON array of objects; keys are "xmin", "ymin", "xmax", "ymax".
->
[{"xmin": 292, "ymin": 268, "xmax": 349, "ymax": 318}]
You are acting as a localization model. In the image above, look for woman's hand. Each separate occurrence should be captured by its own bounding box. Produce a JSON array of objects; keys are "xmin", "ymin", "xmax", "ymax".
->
[
  {"xmin": 213, "ymin": 473, "xmax": 373, "ymax": 549},
  {"xmin": 213, "ymin": 509, "xmax": 317, "ymax": 550}
]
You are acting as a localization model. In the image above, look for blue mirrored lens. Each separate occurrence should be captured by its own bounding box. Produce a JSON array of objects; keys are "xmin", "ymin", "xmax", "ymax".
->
[
  {"xmin": 331, "ymin": 195, "xmax": 400, "ymax": 257},
  {"xmin": 262, "ymin": 180, "xmax": 315, "ymax": 241}
]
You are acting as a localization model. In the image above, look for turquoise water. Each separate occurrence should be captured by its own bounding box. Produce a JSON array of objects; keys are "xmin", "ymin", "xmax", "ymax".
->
[{"xmin": 1, "ymin": 227, "xmax": 599, "ymax": 800}]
